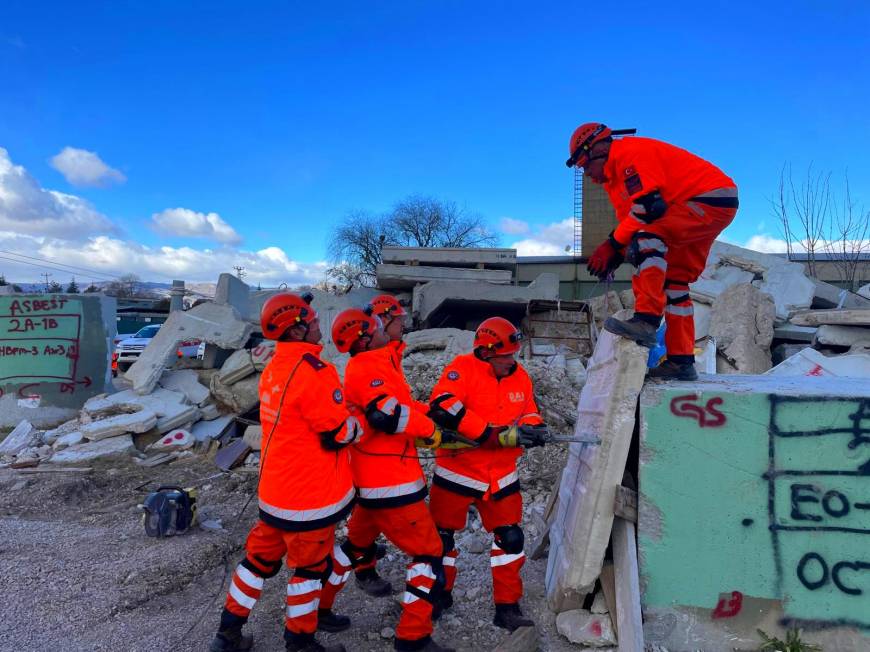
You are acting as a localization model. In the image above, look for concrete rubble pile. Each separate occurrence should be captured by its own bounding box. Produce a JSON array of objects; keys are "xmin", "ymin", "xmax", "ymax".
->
[
  {"xmin": 2, "ymin": 272, "xmax": 591, "ymax": 471},
  {"xmin": 662, "ymin": 240, "xmax": 870, "ymax": 376}
]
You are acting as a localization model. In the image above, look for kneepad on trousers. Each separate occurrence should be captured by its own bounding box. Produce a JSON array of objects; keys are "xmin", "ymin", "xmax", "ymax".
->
[{"xmin": 493, "ymin": 524, "xmax": 524, "ymax": 555}]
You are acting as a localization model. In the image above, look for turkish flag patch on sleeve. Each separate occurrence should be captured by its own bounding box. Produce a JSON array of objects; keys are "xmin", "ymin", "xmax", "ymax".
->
[{"xmin": 624, "ymin": 167, "xmax": 643, "ymax": 195}]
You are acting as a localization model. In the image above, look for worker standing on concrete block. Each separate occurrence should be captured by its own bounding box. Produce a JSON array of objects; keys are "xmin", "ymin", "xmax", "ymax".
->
[
  {"xmin": 320, "ymin": 306, "xmax": 454, "ymax": 652},
  {"xmin": 210, "ymin": 293, "xmax": 359, "ymax": 652},
  {"xmin": 568, "ymin": 122, "xmax": 739, "ymax": 380},
  {"xmin": 427, "ymin": 316, "xmax": 545, "ymax": 632}
]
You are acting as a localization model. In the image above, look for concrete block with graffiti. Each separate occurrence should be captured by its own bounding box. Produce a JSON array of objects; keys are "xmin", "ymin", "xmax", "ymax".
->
[
  {"xmin": 639, "ymin": 376, "xmax": 870, "ymax": 651},
  {"xmin": 1, "ymin": 294, "xmax": 115, "ymax": 428}
]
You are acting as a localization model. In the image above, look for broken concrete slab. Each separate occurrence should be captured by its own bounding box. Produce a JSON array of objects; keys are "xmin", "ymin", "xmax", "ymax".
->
[
  {"xmin": 43, "ymin": 419, "xmax": 82, "ymax": 445},
  {"xmin": 158, "ymin": 369, "xmax": 210, "ymax": 406},
  {"xmin": 790, "ymin": 308, "xmax": 870, "ymax": 327},
  {"xmin": 766, "ymin": 346, "xmax": 870, "ymax": 377},
  {"xmin": 0, "ymin": 420, "xmax": 36, "ymax": 456},
  {"xmin": 638, "ymin": 376, "xmax": 870, "ymax": 651},
  {"xmin": 710, "ymin": 284, "xmax": 775, "ymax": 374},
  {"xmin": 199, "ymin": 403, "xmax": 221, "ymax": 421},
  {"xmin": 773, "ymin": 323, "xmax": 818, "ymax": 343},
  {"xmin": 51, "ymin": 431, "xmax": 84, "ymax": 450},
  {"xmin": 772, "ymin": 343, "xmax": 811, "ymax": 366},
  {"xmin": 618, "ymin": 289, "xmax": 635, "ymax": 310},
  {"xmin": 126, "ymin": 302, "xmax": 252, "ymax": 395},
  {"xmin": 377, "ymin": 263, "xmax": 512, "ymax": 290},
  {"xmin": 217, "ymin": 349, "xmax": 257, "ymax": 385},
  {"xmin": 815, "ymin": 324, "xmax": 870, "ymax": 348},
  {"xmin": 545, "ymin": 313, "xmax": 649, "ymax": 611},
  {"xmin": 692, "ymin": 301, "xmax": 712, "ymax": 340},
  {"xmin": 380, "ymin": 245, "xmax": 517, "ymax": 270},
  {"xmin": 586, "ymin": 291, "xmax": 624, "ymax": 329},
  {"xmin": 210, "ymin": 373, "xmax": 259, "ymax": 413},
  {"xmin": 692, "ymin": 241, "xmax": 815, "ymax": 321},
  {"xmin": 859, "ymin": 283, "xmax": 870, "ymax": 300},
  {"xmin": 412, "ymin": 273, "xmax": 559, "ymax": 326},
  {"xmin": 147, "ymin": 429, "xmax": 194, "ymax": 452},
  {"xmin": 811, "ymin": 278, "xmax": 870, "ymax": 309},
  {"xmin": 555, "ymin": 609, "xmax": 617, "ymax": 647},
  {"xmin": 402, "ymin": 328, "xmax": 474, "ymax": 358},
  {"xmin": 50, "ymin": 435, "xmax": 134, "ymax": 463},
  {"xmin": 83, "ymin": 388, "xmax": 199, "ymax": 435},
  {"xmin": 191, "ymin": 415, "xmax": 234, "ymax": 442},
  {"xmin": 80, "ymin": 409, "xmax": 158, "ymax": 441},
  {"xmin": 214, "ymin": 272, "xmax": 251, "ymax": 317},
  {"xmin": 250, "ymin": 340, "xmax": 275, "ymax": 370}
]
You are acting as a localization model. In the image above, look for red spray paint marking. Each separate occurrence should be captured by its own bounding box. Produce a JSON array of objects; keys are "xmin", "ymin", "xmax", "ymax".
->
[
  {"xmin": 712, "ymin": 591, "xmax": 743, "ymax": 619},
  {"xmin": 670, "ymin": 394, "xmax": 727, "ymax": 427},
  {"xmin": 806, "ymin": 364, "xmax": 824, "ymax": 376},
  {"xmin": 590, "ymin": 620, "xmax": 603, "ymax": 637}
]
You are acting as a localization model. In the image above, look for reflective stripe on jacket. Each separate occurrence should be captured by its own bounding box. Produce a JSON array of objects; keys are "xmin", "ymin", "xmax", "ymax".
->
[
  {"xmin": 345, "ymin": 341, "xmax": 433, "ymax": 508},
  {"xmin": 430, "ymin": 353, "xmax": 542, "ymax": 499}
]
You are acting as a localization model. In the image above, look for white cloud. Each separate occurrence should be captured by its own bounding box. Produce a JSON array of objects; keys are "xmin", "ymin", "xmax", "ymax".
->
[
  {"xmin": 743, "ymin": 234, "xmax": 790, "ymax": 253},
  {"xmin": 0, "ymin": 148, "xmax": 323, "ymax": 286},
  {"xmin": 49, "ymin": 146, "xmax": 126, "ymax": 187},
  {"xmin": 509, "ymin": 217, "xmax": 575, "ymax": 256},
  {"xmin": 151, "ymin": 207, "xmax": 242, "ymax": 245},
  {"xmin": 0, "ymin": 231, "xmax": 328, "ymax": 285},
  {"xmin": 0, "ymin": 147, "xmax": 118, "ymax": 239},
  {"xmin": 499, "ymin": 217, "xmax": 530, "ymax": 235}
]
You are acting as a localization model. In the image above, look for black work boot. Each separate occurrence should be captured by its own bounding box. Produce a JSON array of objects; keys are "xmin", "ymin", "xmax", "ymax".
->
[
  {"xmin": 210, "ymin": 628, "xmax": 253, "ymax": 652},
  {"xmin": 648, "ymin": 358, "xmax": 699, "ymax": 381},
  {"xmin": 285, "ymin": 629, "xmax": 346, "ymax": 652},
  {"xmin": 603, "ymin": 314, "xmax": 659, "ymax": 348},
  {"xmin": 355, "ymin": 567, "xmax": 393, "ymax": 597},
  {"xmin": 317, "ymin": 608, "xmax": 351, "ymax": 632},
  {"xmin": 493, "ymin": 603, "xmax": 534, "ymax": 632},
  {"xmin": 432, "ymin": 590, "xmax": 453, "ymax": 620},
  {"xmin": 394, "ymin": 634, "xmax": 456, "ymax": 652}
]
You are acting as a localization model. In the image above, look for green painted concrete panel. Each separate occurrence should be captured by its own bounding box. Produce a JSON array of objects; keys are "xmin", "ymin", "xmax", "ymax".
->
[{"xmin": 640, "ymin": 382, "xmax": 870, "ymax": 632}]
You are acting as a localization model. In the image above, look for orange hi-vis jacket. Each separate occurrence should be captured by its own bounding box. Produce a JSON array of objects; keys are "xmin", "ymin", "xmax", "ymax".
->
[
  {"xmin": 258, "ymin": 342, "xmax": 357, "ymax": 531},
  {"xmin": 429, "ymin": 353, "xmax": 543, "ymax": 500},
  {"xmin": 345, "ymin": 341, "xmax": 436, "ymax": 509},
  {"xmin": 604, "ymin": 136, "xmax": 737, "ymax": 245}
]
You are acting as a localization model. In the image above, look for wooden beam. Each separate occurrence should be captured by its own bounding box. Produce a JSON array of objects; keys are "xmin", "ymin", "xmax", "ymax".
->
[
  {"xmin": 612, "ymin": 517, "xmax": 644, "ymax": 652},
  {"xmin": 613, "ymin": 485, "xmax": 638, "ymax": 523},
  {"xmin": 16, "ymin": 466, "xmax": 93, "ymax": 474},
  {"xmin": 599, "ymin": 563, "xmax": 618, "ymax": 638}
]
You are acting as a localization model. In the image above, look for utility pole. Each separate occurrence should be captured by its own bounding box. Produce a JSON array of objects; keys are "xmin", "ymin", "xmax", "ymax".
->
[
  {"xmin": 233, "ymin": 266, "xmax": 246, "ymax": 281},
  {"xmin": 41, "ymin": 272, "xmax": 52, "ymax": 292}
]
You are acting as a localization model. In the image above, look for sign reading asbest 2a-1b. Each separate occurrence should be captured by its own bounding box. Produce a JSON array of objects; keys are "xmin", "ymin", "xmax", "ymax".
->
[{"xmin": 0, "ymin": 296, "xmax": 82, "ymax": 383}]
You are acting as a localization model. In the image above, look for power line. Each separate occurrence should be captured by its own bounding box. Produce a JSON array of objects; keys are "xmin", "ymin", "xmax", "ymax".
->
[
  {"xmin": 0, "ymin": 251, "xmax": 121, "ymax": 281},
  {"xmin": 0, "ymin": 249, "xmax": 120, "ymax": 279}
]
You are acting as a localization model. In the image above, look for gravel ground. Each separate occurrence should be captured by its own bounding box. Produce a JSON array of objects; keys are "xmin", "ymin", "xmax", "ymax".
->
[{"xmin": 0, "ymin": 450, "xmax": 593, "ymax": 652}]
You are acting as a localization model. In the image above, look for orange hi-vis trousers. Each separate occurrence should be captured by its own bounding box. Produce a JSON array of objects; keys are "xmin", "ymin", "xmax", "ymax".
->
[
  {"xmin": 320, "ymin": 500, "xmax": 443, "ymax": 644},
  {"xmin": 429, "ymin": 484, "xmax": 525, "ymax": 605},
  {"xmin": 218, "ymin": 520, "xmax": 334, "ymax": 645},
  {"xmin": 629, "ymin": 189, "xmax": 738, "ymax": 358}
]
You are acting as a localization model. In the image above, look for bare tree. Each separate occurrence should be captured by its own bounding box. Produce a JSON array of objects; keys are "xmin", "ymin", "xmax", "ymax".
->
[
  {"xmin": 327, "ymin": 195, "xmax": 497, "ymax": 287},
  {"xmin": 772, "ymin": 163, "xmax": 831, "ymax": 278},
  {"xmin": 823, "ymin": 175, "xmax": 870, "ymax": 290},
  {"xmin": 104, "ymin": 273, "xmax": 143, "ymax": 298}
]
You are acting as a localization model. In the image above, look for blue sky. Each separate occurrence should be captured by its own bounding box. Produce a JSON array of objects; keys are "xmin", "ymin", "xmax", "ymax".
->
[{"xmin": 1, "ymin": 1, "xmax": 868, "ymax": 284}]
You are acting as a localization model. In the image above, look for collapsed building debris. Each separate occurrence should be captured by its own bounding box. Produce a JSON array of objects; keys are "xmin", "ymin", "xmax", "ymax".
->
[{"xmin": 709, "ymin": 284, "xmax": 775, "ymax": 374}]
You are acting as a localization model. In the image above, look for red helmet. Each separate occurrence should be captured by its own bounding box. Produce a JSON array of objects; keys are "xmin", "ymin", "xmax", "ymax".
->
[
  {"xmin": 566, "ymin": 122, "xmax": 612, "ymax": 168},
  {"xmin": 474, "ymin": 317, "xmax": 523, "ymax": 355},
  {"xmin": 260, "ymin": 292, "xmax": 316, "ymax": 340},
  {"xmin": 332, "ymin": 308, "xmax": 380, "ymax": 353},
  {"xmin": 368, "ymin": 294, "xmax": 407, "ymax": 320}
]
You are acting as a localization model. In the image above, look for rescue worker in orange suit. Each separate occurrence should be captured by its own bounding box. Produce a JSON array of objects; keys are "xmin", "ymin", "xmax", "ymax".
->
[
  {"xmin": 319, "ymin": 306, "xmax": 455, "ymax": 652},
  {"xmin": 427, "ymin": 317, "xmax": 545, "ymax": 632},
  {"xmin": 568, "ymin": 122, "xmax": 739, "ymax": 380},
  {"xmin": 210, "ymin": 292, "xmax": 361, "ymax": 652}
]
